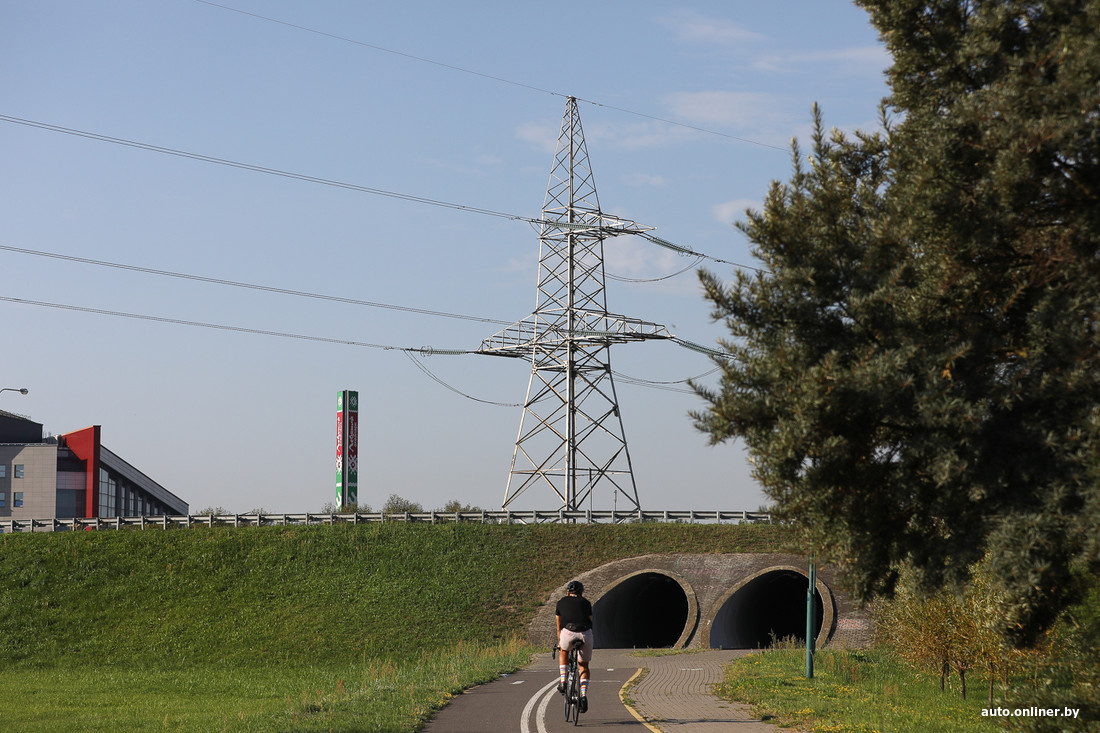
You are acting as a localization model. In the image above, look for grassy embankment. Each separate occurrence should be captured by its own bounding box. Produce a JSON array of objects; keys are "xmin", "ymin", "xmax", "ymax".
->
[{"xmin": 0, "ymin": 521, "xmax": 790, "ymax": 731}]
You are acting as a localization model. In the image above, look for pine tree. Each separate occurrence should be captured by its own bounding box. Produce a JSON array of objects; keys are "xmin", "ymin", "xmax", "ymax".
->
[{"xmin": 694, "ymin": 0, "xmax": 1100, "ymax": 645}]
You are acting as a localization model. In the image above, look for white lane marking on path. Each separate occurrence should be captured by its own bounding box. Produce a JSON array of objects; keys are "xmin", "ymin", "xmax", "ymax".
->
[
  {"xmin": 512, "ymin": 680, "xmax": 526, "ymax": 685},
  {"xmin": 535, "ymin": 680, "xmax": 557, "ymax": 733},
  {"xmin": 520, "ymin": 678, "xmax": 558, "ymax": 733}
]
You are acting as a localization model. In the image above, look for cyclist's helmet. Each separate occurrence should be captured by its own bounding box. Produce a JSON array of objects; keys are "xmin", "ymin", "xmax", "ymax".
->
[{"xmin": 567, "ymin": 580, "xmax": 584, "ymax": 595}]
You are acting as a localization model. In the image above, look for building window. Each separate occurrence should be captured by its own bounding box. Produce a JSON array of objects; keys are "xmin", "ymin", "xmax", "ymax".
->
[
  {"xmin": 0, "ymin": 465, "xmax": 5, "ymax": 478},
  {"xmin": 14, "ymin": 492, "xmax": 23, "ymax": 508},
  {"xmin": 0, "ymin": 492, "xmax": 5, "ymax": 507},
  {"xmin": 14, "ymin": 465, "xmax": 24, "ymax": 479},
  {"xmin": 98, "ymin": 468, "xmax": 117, "ymax": 519}
]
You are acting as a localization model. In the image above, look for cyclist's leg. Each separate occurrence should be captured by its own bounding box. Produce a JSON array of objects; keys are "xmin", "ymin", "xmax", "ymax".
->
[
  {"xmin": 575, "ymin": 660, "xmax": 588, "ymax": 713},
  {"xmin": 577, "ymin": 630, "xmax": 593, "ymax": 711},
  {"xmin": 557, "ymin": 629, "xmax": 572, "ymax": 693}
]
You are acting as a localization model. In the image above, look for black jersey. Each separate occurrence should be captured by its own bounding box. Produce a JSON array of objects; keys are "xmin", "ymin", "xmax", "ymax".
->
[{"xmin": 555, "ymin": 595, "xmax": 593, "ymax": 632}]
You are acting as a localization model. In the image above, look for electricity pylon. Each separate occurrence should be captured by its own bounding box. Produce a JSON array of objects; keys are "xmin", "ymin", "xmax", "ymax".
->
[{"xmin": 480, "ymin": 97, "xmax": 669, "ymax": 512}]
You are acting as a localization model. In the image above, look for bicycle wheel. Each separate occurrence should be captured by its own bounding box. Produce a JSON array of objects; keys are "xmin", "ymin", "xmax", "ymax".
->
[{"xmin": 563, "ymin": 656, "xmax": 579, "ymax": 722}]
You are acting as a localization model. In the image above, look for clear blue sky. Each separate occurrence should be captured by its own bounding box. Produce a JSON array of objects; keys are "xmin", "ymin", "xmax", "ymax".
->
[{"xmin": 1, "ymin": 1, "xmax": 890, "ymax": 514}]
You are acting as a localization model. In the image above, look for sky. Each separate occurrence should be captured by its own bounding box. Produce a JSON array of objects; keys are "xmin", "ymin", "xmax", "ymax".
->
[{"xmin": 1, "ymin": 1, "xmax": 891, "ymax": 515}]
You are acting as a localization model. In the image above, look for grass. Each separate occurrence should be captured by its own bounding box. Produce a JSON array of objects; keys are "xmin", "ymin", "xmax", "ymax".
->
[
  {"xmin": 715, "ymin": 645, "xmax": 1006, "ymax": 733},
  {"xmin": 0, "ymin": 521, "xmax": 790, "ymax": 731},
  {"xmin": 631, "ymin": 648, "xmax": 706, "ymax": 657},
  {"xmin": 0, "ymin": 641, "xmax": 531, "ymax": 732}
]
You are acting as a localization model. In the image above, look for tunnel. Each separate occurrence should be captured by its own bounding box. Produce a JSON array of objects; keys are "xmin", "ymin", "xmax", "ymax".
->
[
  {"xmin": 592, "ymin": 572, "xmax": 691, "ymax": 649},
  {"xmin": 709, "ymin": 569, "xmax": 824, "ymax": 649}
]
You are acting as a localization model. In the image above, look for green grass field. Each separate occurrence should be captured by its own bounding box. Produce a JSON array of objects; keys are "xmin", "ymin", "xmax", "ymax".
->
[
  {"xmin": 717, "ymin": 646, "xmax": 1009, "ymax": 733},
  {"xmin": 0, "ymin": 521, "xmax": 790, "ymax": 731}
]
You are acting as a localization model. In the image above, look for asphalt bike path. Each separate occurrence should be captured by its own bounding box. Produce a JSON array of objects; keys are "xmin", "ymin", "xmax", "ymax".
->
[
  {"xmin": 422, "ymin": 650, "xmax": 639, "ymax": 732},
  {"xmin": 422, "ymin": 649, "xmax": 783, "ymax": 732}
]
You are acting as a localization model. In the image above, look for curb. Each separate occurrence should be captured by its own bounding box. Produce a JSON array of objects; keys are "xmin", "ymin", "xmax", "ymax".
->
[{"xmin": 620, "ymin": 668, "xmax": 663, "ymax": 733}]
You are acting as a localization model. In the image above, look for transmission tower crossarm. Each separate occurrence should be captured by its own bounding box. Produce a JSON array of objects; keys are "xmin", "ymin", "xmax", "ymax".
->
[
  {"xmin": 539, "ymin": 213, "xmax": 655, "ymax": 238},
  {"xmin": 477, "ymin": 311, "xmax": 670, "ymax": 356}
]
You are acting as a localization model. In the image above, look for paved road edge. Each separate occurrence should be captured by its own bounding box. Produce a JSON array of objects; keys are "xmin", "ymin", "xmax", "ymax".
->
[{"xmin": 619, "ymin": 668, "xmax": 662, "ymax": 733}]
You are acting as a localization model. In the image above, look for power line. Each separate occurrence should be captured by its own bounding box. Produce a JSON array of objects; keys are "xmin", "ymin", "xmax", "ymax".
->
[
  {"xmin": 195, "ymin": 0, "xmax": 560, "ymax": 99},
  {"xmin": 193, "ymin": 0, "xmax": 788, "ymax": 152},
  {"xmin": 670, "ymin": 336, "xmax": 735, "ymax": 360},
  {"xmin": 0, "ymin": 115, "xmax": 523, "ymax": 222},
  {"xmin": 404, "ymin": 352, "xmax": 521, "ymax": 407},
  {"xmin": 638, "ymin": 233, "xmax": 763, "ymax": 272},
  {"xmin": 0, "ymin": 244, "xmax": 511, "ymax": 326},
  {"xmin": 1, "ymin": 296, "xmax": 530, "ymax": 406},
  {"xmin": 612, "ymin": 366, "xmax": 721, "ymax": 394},
  {"xmin": 0, "ymin": 114, "xmax": 763, "ymax": 274},
  {"xmin": 2, "ymin": 243, "xmax": 746, "ymax": 359},
  {"xmin": 1, "ymin": 295, "xmax": 720, "ymax": 402},
  {"xmin": 1, "ymin": 243, "xmax": 738, "ymax": 364},
  {"xmin": 0, "ymin": 295, "xmax": 456, "ymax": 353},
  {"xmin": 606, "ymin": 255, "xmax": 706, "ymax": 283}
]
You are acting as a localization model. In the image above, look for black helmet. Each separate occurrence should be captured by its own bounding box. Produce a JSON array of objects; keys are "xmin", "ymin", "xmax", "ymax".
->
[{"xmin": 567, "ymin": 580, "xmax": 584, "ymax": 595}]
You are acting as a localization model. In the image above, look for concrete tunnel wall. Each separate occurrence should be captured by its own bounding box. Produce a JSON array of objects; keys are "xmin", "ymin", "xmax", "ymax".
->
[
  {"xmin": 592, "ymin": 570, "xmax": 697, "ymax": 649},
  {"xmin": 527, "ymin": 553, "xmax": 873, "ymax": 650},
  {"xmin": 708, "ymin": 567, "xmax": 825, "ymax": 649}
]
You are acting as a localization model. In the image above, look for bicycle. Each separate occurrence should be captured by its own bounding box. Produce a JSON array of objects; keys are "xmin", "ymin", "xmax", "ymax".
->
[{"xmin": 561, "ymin": 637, "xmax": 586, "ymax": 725}]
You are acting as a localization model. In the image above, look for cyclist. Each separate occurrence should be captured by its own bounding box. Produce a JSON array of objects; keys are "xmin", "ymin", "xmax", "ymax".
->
[{"xmin": 555, "ymin": 579, "xmax": 593, "ymax": 712}]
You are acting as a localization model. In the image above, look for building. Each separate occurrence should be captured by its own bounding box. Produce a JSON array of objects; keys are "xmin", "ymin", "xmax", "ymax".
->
[{"xmin": 0, "ymin": 410, "xmax": 187, "ymax": 523}]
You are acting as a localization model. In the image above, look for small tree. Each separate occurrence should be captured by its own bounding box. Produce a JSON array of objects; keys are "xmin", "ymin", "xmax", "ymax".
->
[
  {"xmin": 320, "ymin": 501, "xmax": 371, "ymax": 514},
  {"xmin": 382, "ymin": 493, "xmax": 423, "ymax": 514},
  {"xmin": 439, "ymin": 500, "xmax": 482, "ymax": 513},
  {"xmin": 876, "ymin": 569, "xmax": 957, "ymax": 692},
  {"xmin": 876, "ymin": 560, "xmax": 1049, "ymax": 702}
]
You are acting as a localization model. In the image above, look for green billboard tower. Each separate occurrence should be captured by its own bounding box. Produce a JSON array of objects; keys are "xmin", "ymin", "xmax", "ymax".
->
[{"xmin": 336, "ymin": 390, "xmax": 359, "ymax": 508}]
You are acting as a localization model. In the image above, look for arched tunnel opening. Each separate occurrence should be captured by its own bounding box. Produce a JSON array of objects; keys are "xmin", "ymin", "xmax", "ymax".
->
[
  {"xmin": 710, "ymin": 569, "xmax": 824, "ymax": 649},
  {"xmin": 592, "ymin": 572, "xmax": 689, "ymax": 649}
]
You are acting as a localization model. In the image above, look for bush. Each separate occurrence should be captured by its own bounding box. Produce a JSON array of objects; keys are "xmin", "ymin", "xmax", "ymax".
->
[
  {"xmin": 1008, "ymin": 573, "xmax": 1100, "ymax": 732},
  {"xmin": 383, "ymin": 493, "xmax": 423, "ymax": 514},
  {"xmin": 439, "ymin": 500, "xmax": 483, "ymax": 513},
  {"xmin": 875, "ymin": 561, "xmax": 1049, "ymax": 703}
]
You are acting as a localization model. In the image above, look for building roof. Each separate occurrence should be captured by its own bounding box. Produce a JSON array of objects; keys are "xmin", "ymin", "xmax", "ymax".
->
[
  {"xmin": 101, "ymin": 445, "xmax": 188, "ymax": 515},
  {"xmin": 0, "ymin": 411, "xmax": 44, "ymax": 444},
  {"xmin": 0, "ymin": 409, "xmax": 33, "ymax": 420}
]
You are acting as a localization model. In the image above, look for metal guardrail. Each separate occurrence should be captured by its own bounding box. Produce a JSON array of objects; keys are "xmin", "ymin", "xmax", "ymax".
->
[{"xmin": 0, "ymin": 509, "xmax": 772, "ymax": 533}]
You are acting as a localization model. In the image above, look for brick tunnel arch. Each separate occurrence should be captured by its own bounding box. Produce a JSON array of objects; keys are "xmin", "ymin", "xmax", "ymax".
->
[
  {"xmin": 592, "ymin": 570, "xmax": 698, "ymax": 649},
  {"xmin": 528, "ymin": 555, "xmax": 858, "ymax": 652},
  {"xmin": 707, "ymin": 567, "xmax": 831, "ymax": 649}
]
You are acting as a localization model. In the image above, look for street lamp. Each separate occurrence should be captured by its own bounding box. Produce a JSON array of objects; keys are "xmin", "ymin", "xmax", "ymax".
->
[{"xmin": 0, "ymin": 387, "xmax": 29, "ymax": 397}]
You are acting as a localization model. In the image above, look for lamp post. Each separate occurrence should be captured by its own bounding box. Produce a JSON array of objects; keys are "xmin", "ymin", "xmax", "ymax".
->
[
  {"xmin": 0, "ymin": 387, "xmax": 29, "ymax": 397},
  {"xmin": 806, "ymin": 553, "xmax": 816, "ymax": 679}
]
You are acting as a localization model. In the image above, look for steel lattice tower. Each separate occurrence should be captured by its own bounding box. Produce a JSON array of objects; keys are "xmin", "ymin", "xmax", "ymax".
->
[{"xmin": 480, "ymin": 97, "xmax": 669, "ymax": 512}]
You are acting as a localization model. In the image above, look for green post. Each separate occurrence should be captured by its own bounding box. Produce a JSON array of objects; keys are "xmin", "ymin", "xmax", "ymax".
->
[{"xmin": 806, "ymin": 553, "xmax": 816, "ymax": 678}]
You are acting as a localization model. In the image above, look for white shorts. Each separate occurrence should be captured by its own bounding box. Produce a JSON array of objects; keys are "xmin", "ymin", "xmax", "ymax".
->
[{"xmin": 558, "ymin": 628, "xmax": 594, "ymax": 663}]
